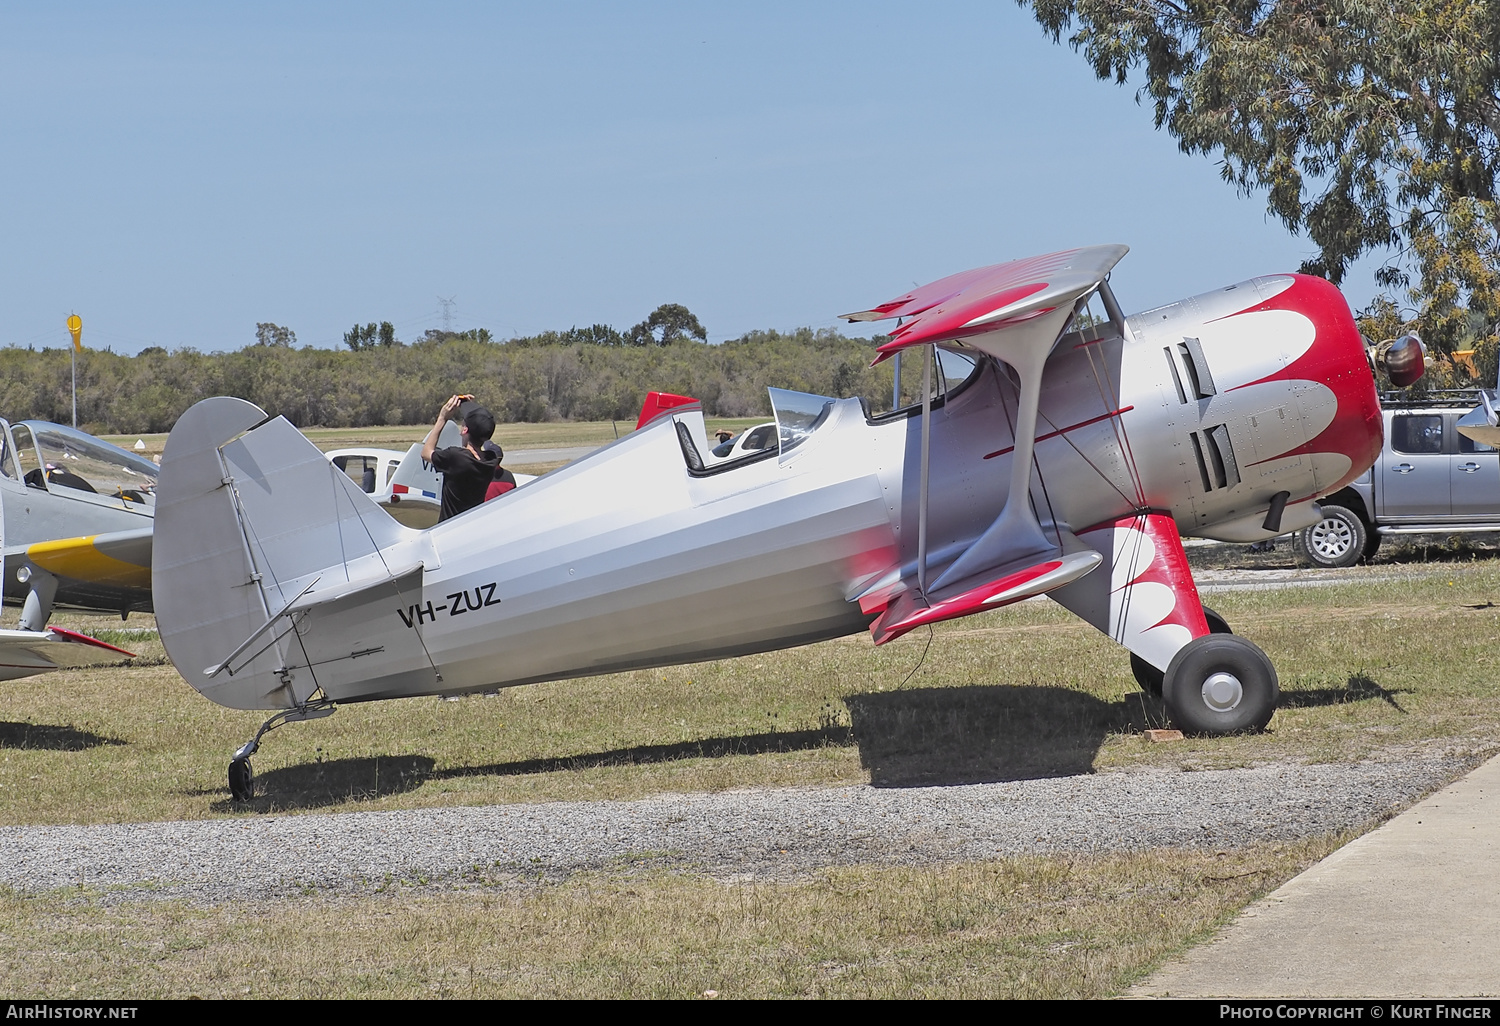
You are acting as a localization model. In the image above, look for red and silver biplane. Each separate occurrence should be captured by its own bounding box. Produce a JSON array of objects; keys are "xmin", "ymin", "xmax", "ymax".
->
[{"xmin": 150, "ymin": 246, "xmax": 1408, "ymax": 799}]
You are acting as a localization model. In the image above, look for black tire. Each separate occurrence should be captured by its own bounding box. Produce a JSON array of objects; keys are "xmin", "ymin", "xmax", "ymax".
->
[
  {"xmin": 1130, "ymin": 607, "xmax": 1232, "ymax": 695},
  {"xmin": 229, "ymin": 758, "xmax": 254, "ymax": 802},
  {"xmin": 1201, "ymin": 606, "xmax": 1232, "ymax": 635},
  {"xmin": 1162, "ymin": 634, "xmax": 1279, "ymax": 734},
  {"xmin": 1299, "ymin": 505, "xmax": 1368, "ymax": 568}
]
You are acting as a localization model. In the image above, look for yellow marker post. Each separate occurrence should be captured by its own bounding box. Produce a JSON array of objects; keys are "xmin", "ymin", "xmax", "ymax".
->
[{"xmin": 66, "ymin": 314, "xmax": 82, "ymax": 427}]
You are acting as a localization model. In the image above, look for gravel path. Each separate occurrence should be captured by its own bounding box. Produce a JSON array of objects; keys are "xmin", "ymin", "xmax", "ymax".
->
[{"xmin": 0, "ymin": 758, "xmax": 1466, "ymax": 902}]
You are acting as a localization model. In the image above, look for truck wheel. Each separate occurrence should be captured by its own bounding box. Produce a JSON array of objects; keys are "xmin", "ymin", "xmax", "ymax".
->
[{"xmin": 1299, "ymin": 505, "xmax": 1367, "ymax": 568}]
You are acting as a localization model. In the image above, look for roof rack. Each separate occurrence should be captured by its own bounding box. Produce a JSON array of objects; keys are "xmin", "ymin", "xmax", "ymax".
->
[{"xmin": 1379, "ymin": 388, "xmax": 1483, "ymax": 408}]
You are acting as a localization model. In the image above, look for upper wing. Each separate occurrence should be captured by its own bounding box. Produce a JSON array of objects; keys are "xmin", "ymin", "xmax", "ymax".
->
[
  {"xmin": 841, "ymin": 247, "xmax": 1132, "ymax": 636},
  {"xmin": 23, "ymin": 526, "xmax": 154, "ymax": 590},
  {"xmin": 843, "ymin": 245, "xmax": 1128, "ymax": 362}
]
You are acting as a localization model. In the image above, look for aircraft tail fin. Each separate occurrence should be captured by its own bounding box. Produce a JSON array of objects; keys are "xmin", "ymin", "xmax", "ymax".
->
[
  {"xmin": 388, "ymin": 421, "xmax": 459, "ymax": 500},
  {"xmin": 153, "ymin": 397, "xmax": 421, "ymax": 710}
]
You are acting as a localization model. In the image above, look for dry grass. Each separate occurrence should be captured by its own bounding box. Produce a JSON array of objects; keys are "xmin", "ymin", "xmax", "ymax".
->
[
  {"xmin": 4, "ymin": 557, "xmax": 1497, "ymax": 998},
  {"xmin": 0, "ymin": 837, "xmax": 1343, "ymax": 999}
]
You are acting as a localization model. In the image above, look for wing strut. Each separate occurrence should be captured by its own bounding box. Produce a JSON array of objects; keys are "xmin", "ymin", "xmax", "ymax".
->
[
  {"xmin": 928, "ymin": 316, "xmax": 1061, "ymax": 592},
  {"xmin": 848, "ymin": 247, "xmax": 1130, "ymax": 636},
  {"xmin": 917, "ymin": 342, "xmax": 933, "ymax": 594}
]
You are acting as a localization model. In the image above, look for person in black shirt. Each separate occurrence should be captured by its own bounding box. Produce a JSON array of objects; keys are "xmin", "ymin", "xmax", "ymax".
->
[{"xmin": 421, "ymin": 394, "xmax": 500, "ymax": 522}]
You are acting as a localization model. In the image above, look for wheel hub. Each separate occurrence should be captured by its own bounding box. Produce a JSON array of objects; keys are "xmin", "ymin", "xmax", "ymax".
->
[
  {"xmin": 1310, "ymin": 519, "xmax": 1352, "ymax": 558},
  {"xmin": 1202, "ymin": 671, "xmax": 1243, "ymax": 712}
]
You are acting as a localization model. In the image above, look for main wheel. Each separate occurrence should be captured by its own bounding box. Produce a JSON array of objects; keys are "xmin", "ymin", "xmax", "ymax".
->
[
  {"xmin": 1201, "ymin": 606, "xmax": 1231, "ymax": 635},
  {"xmin": 1162, "ymin": 634, "xmax": 1279, "ymax": 734},
  {"xmin": 229, "ymin": 758, "xmax": 255, "ymax": 802},
  {"xmin": 1298, "ymin": 505, "xmax": 1368, "ymax": 568},
  {"xmin": 1130, "ymin": 606, "xmax": 1233, "ymax": 695}
]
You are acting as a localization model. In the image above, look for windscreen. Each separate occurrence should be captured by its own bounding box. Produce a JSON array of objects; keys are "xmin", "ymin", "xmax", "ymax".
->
[
  {"xmin": 768, "ymin": 387, "xmax": 835, "ymax": 459},
  {"xmin": 29, "ymin": 423, "xmax": 159, "ymax": 509}
]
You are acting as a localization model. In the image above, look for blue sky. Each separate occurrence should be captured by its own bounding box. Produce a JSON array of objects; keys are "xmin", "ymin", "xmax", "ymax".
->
[{"xmin": 0, "ymin": 2, "xmax": 1387, "ymax": 355}]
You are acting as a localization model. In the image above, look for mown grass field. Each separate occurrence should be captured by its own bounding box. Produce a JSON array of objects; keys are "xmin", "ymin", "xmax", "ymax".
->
[{"xmin": 2, "ymin": 548, "xmax": 1499, "ymax": 997}]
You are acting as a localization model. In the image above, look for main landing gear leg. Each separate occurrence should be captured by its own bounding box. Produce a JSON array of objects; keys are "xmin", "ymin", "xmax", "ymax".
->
[
  {"xmin": 228, "ymin": 699, "xmax": 337, "ymax": 801},
  {"xmin": 1049, "ymin": 512, "xmax": 1283, "ymax": 735}
]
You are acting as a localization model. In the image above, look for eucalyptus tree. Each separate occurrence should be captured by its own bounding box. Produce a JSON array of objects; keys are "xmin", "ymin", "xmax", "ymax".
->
[{"xmin": 1021, "ymin": 0, "xmax": 1500, "ymax": 354}]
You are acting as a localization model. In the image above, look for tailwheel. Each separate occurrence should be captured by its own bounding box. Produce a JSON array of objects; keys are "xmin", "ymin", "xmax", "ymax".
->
[
  {"xmin": 228, "ymin": 757, "xmax": 255, "ymax": 802},
  {"xmin": 1129, "ymin": 606, "xmax": 1232, "ymax": 696},
  {"xmin": 1162, "ymin": 633, "xmax": 1278, "ymax": 735}
]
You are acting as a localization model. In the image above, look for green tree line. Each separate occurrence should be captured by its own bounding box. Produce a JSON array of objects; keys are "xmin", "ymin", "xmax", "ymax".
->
[{"xmin": 0, "ymin": 326, "xmax": 907, "ymax": 434}]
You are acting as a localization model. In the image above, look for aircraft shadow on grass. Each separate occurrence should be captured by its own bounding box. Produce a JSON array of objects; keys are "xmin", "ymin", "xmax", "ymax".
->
[
  {"xmin": 210, "ymin": 733, "xmax": 857, "ymax": 812},
  {"xmin": 213, "ymin": 676, "xmax": 1407, "ymax": 809},
  {"xmin": 846, "ymin": 685, "xmax": 1131, "ymax": 786},
  {"xmin": 1278, "ymin": 674, "xmax": 1409, "ymax": 713},
  {"xmin": 0, "ymin": 721, "xmax": 124, "ymax": 751},
  {"xmin": 207, "ymin": 754, "xmax": 436, "ymax": 813}
]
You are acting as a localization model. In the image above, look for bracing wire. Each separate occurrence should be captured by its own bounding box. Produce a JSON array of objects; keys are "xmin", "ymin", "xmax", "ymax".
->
[{"xmin": 896, "ymin": 625, "xmax": 935, "ymax": 690}]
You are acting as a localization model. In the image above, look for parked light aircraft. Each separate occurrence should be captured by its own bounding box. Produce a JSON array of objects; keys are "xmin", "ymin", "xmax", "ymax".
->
[
  {"xmin": 0, "ymin": 419, "xmax": 156, "ymax": 626},
  {"xmin": 150, "ymin": 246, "xmax": 1404, "ymax": 800},
  {"xmin": 343, "ymin": 428, "xmax": 536, "ymax": 530},
  {"xmin": 0, "ymin": 419, "xmax": 147, "ymax": 677}
]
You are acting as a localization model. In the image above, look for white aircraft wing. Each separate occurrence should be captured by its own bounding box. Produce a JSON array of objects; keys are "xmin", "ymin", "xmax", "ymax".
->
[{"xmin": 0, "ymin": 627, "xmax": 137, "ymax": 683}]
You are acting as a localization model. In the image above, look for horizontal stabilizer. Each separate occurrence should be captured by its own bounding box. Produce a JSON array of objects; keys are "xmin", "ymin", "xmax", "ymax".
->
[
  {"xmin": 869, "ymin": 548, "xmax": 1102, "ymax": 646},
  {"xmin": 205, "ymin": 562, "xmax": 424, "ymax": 680},
  {"xmin": 1457, "ymin": 393, "xmax": 1500, "ymax": 449},
  {"xmin": 0, "ymin": 627, "xmax": 136, "ymax": 683}
]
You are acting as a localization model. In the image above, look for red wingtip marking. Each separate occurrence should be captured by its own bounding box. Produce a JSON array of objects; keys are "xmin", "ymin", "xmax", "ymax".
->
[
  {"xmin": 46, "ymin": 626, "xmax": 137, "ymax": 658},
  {"xmin": 870, "ymin": 561, "xmax": 1061, "ymax": 645},
  {"xmin": 635, "ymin": 392, "xmax": 700, "ymax": 431}
]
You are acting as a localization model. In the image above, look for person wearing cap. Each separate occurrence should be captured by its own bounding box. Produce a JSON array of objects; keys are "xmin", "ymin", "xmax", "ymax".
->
[
  {"xmin": 421, "ymin": 394, "xmax": 500, "ymax": 521},
  {"xmin": 482, "ymin": 440, "xmax": 518, "ymax": 501}
]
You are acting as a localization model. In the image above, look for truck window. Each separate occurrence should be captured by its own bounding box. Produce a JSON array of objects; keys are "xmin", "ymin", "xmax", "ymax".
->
[{"xmin": 1392, "ymin": 414, "xmax": 1443, "ymax": 454}]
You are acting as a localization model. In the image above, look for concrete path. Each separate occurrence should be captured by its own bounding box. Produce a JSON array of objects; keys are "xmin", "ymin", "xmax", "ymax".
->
[{"xmin": 1132, "ymin": 754, "xmax": 1500, "ymax": 998}]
